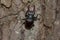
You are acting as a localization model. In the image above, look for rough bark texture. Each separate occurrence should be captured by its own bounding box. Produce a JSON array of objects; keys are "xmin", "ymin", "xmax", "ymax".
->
[{"xmin": 0, "ymin": 0, "xmax": 60, "ymax": 40}]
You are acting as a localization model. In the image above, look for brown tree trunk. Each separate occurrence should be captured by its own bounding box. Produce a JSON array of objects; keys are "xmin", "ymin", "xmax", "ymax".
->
[{"xmin": 0, "ymin": 0, "xmax": 60, "ymax": 40}]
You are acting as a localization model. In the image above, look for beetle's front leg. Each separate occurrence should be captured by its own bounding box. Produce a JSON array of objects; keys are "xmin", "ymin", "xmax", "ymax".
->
[{"xmin": 34, "ymin": 14, "xmax": 41, "ymax": 21}]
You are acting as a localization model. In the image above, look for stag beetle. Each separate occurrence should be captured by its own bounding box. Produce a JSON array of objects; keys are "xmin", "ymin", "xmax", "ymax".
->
[
  {"xmin": 21, "ymin": 5, "xmax": 40, "ymax": 30},
  {"xmin": 25, "ymin": 5, "xmax": 35, "ymax": 29}
]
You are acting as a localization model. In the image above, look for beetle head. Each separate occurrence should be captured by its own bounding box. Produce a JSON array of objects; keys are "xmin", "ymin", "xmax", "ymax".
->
[{"xmin": 28, "ymin": 5, "xmax": 35, "ymax": 12}]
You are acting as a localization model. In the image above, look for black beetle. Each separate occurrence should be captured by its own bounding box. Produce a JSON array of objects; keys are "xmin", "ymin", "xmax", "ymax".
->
[
  {"xmin": 25, "ymin": 5, "xmax": 37, "ymax": 29},
  {"xmin": 21, "ymin": 5, "xmax": 39, "ymax": 30}
]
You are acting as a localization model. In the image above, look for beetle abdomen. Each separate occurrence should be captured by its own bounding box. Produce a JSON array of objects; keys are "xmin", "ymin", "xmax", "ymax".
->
[{"xmin": 25, "ymin": 21, "xmax": 34, "ymax": 29}]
